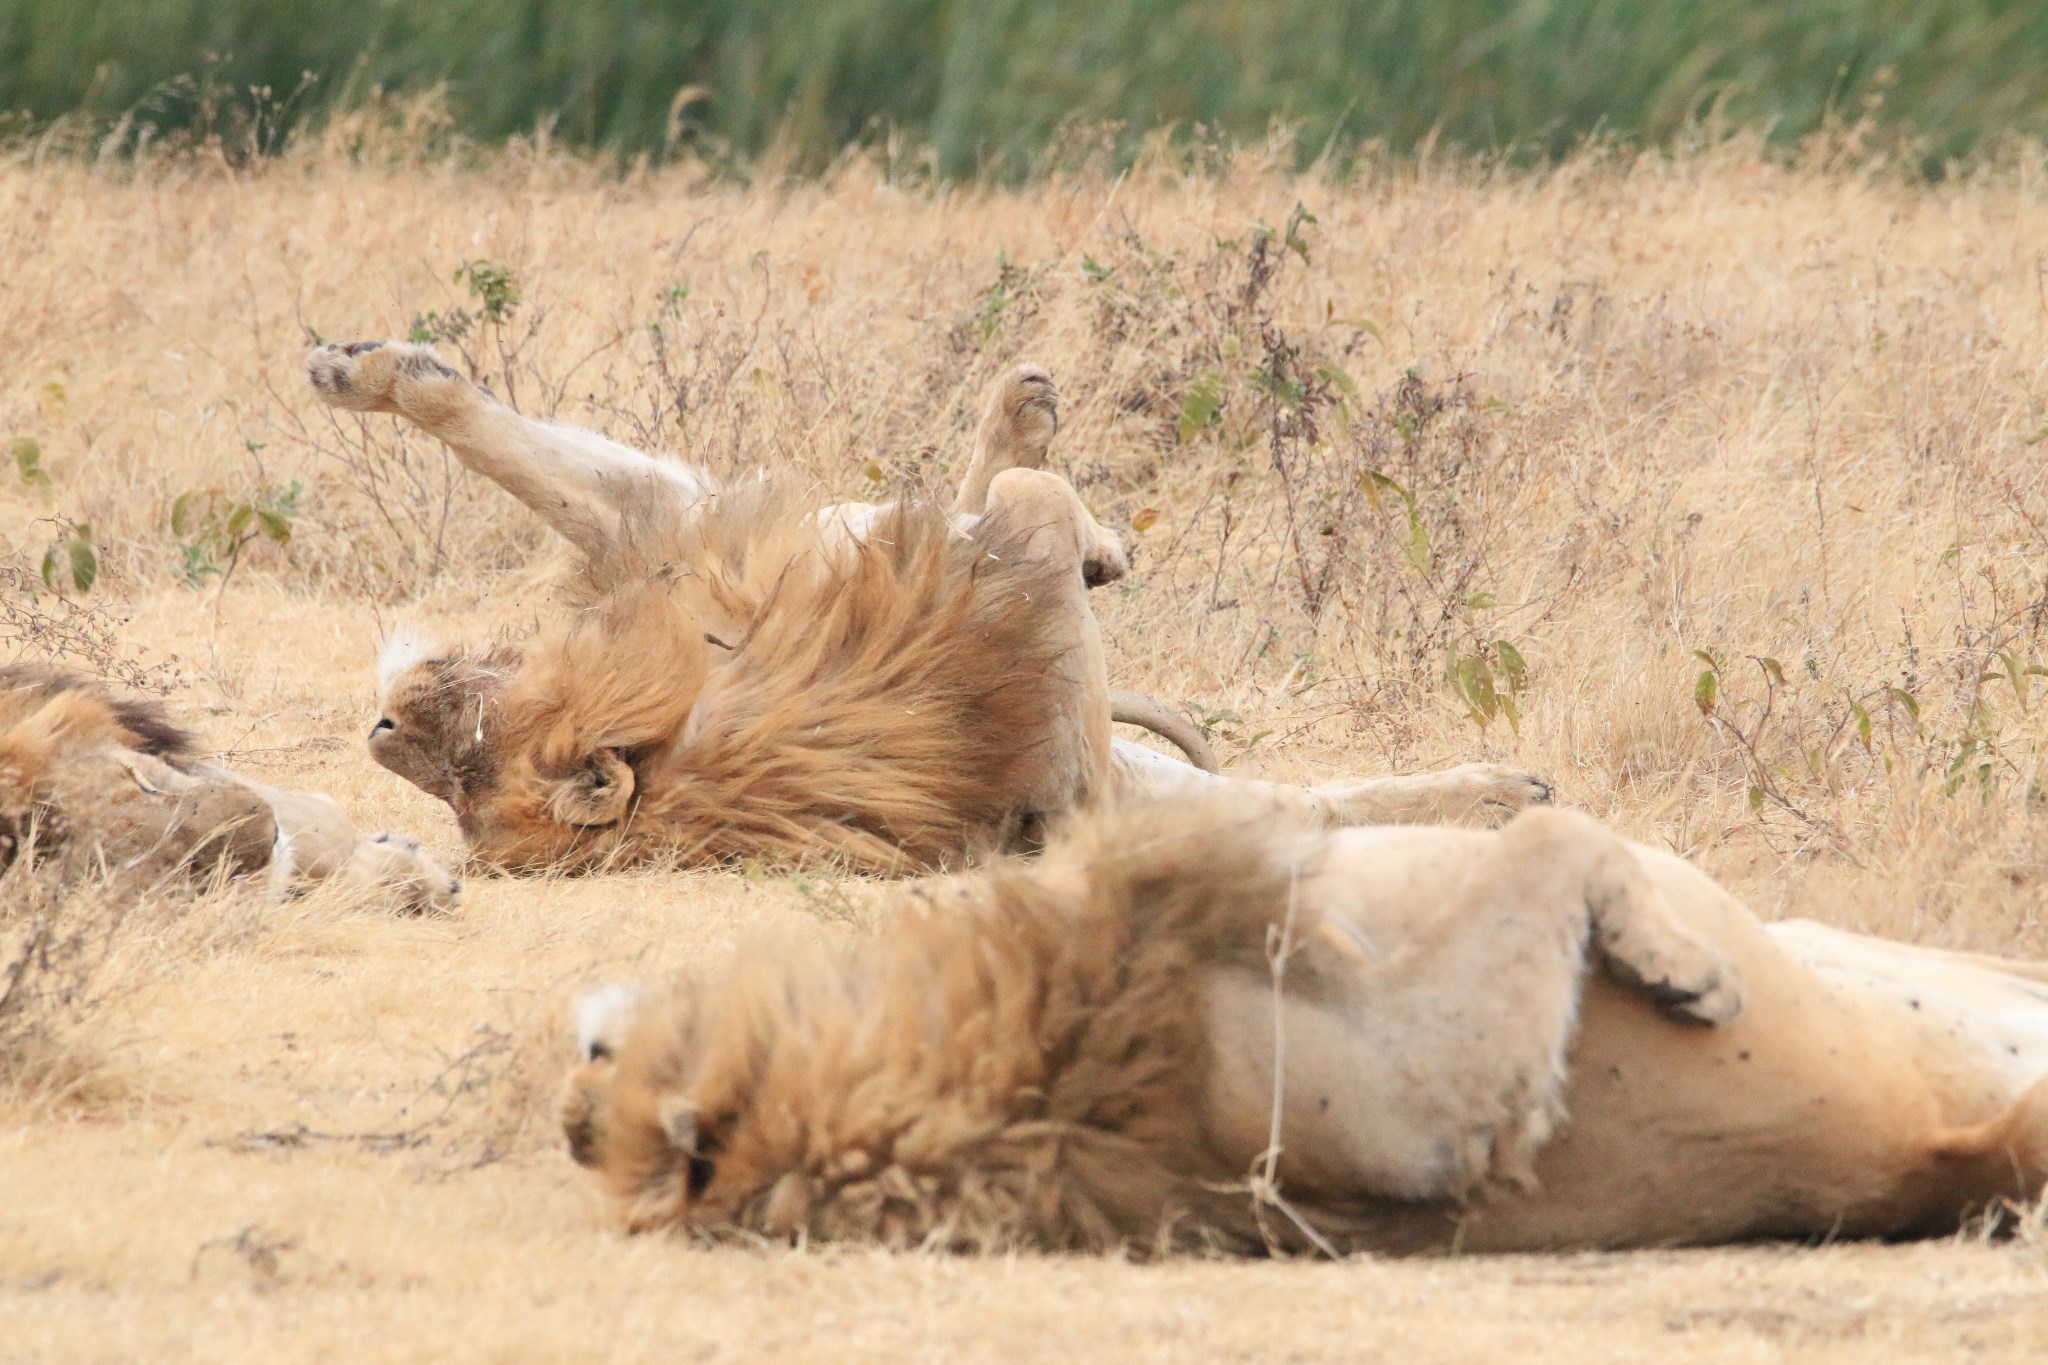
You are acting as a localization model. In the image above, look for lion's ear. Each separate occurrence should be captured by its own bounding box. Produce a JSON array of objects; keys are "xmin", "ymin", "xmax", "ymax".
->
[
  {"xmin": 545, "ymin": 750, "xmax": 636, "ymax": 827},
  {"xmin": 656, "ymin": 1094, "xmax": 698, "ymax": 1153}
]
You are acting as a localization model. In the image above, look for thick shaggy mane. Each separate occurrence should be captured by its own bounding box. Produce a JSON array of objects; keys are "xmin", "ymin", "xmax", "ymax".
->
[
  {"xmin": 0, "ymin": 663, "xmax": 197, "ymax": 761},
  {"xmin": 465, "ymin": 488, "xmax": 1080, "ymax": 873},
  {"xmin": 0, "ymin": 663, "xmax": 274, "ymax": 885},
  {"xmin": 568, "ymin": 795, "xmax": 1343, "ymax": 1252}
]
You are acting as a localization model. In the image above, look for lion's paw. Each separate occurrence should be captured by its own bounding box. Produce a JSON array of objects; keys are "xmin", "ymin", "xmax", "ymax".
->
[
  {"xmin": 340, "ymin": 829, "xmax": 463, "ymax": 914},
  {"xmin": 1598, "ymin": 925, "xmax": 1745, "ymax": 1027},
  {"xmin": 1442, "ymin": 763, "xmax": 1555, "ymax": 819},
  {"xmin": 1082, "ymin": 524, "xmax": 1129, "ymax": 588},
  {"xmin": 305, "ymin": 340, "xmax": 465, "ymax": 417},
  {"xmin": 1586, "ymin": 855, "xmax": 1744, "ymax": 1028},
  {"xmin": 986, "ymin": 364, "xmax": 1059, "ymax": 469}
]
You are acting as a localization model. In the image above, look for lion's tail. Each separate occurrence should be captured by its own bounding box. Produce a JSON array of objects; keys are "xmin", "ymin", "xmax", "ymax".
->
[{"xmin": 1109, "ymin": 690, "xmax": 1218, "ymax": 774}]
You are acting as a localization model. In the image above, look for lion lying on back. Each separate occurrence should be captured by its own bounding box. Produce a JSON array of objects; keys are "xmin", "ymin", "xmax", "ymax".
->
[
  {"xmin": 562, "ymin": 793, "xmax": 2048, "ymax": 1254},
  {"xmin": 367, "ymin": 485, "xmax": 1088, "ymax": 872},
  {"xmin": 0, "ymin": 663, "xmax": 458, "ymax": 910},
  {"xmin": 307, "ymin": 341, "xmax": 1551, "ymax": 875}
]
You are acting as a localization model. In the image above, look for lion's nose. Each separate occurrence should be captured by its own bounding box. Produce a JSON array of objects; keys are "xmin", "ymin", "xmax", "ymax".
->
[{"xmin": 369, "ymin": 718, "xmax": 395, "ymax": 739}]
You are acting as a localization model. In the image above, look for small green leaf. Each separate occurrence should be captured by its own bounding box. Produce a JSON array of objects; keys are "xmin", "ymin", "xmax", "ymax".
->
[
  {"xmin": 1450, "ymin": 653, "xmax": 1501, "ymax": 726},
  {"xmin": 1494, "ymin": 640, "xmax": 1528, "ymax": 692},
  {"xmin": 1402, "ymin": 506, "xmax": 1431, "ymax": 574},
  {"xmin": 44, "ymin": 525, "xmax": 96, "ymax": 594},
  {"xmin": 1851, "ymin": 701, "xmax": 1873, "ymax": 752},
  {"xmin": 226, "ymin": 502, "xmax": 254, "ymax": 537},
  {"xmin": 1314, "ymin": 361, "xmax": 1360, "ymax": 404},
  {"xmin": 1747, "ymin": 784, "xmax": 1766, "ymax": 812},
  {"xmin": 1691, "ymin": 648, "xmax": 1722, "ymax": 673},
  {"xmin": 1757, "ymin": 656, "xmax": 1787, "ymax": 688},
  {"xmin": 1283, "ymin": 203, "xmax": 1317, "ymax": 265},
  {"xmin": 257, "ymin": 508, "xmax": 292, "ymax": 543},
  {"xmin": 1694, "ymin": 670, "xmax": 1718, "ymax": 715},
  {"xmin": 1361, "ymin": 469, "xmax": 1411, "ymax": 505},
  {"xmin": 1177, "ymin": 371, "xmax": 1225, "ymax": 442},
  {"xmin": 1887, "ymin": 687, "xmax": 1921, "ymax": 724},
  {"xmin": 170, "ymin": 490, "xmax": 201, "ymax": 538},
  {"xmin": 68, "ymin": 532, "xmax": 96, "ymax": 595},
  {"xmin": 13, "ymin": 437, "xmax": 49, "ymax": 488},
  {"xmin": 1465, "ymin": 591, "xmax": 1498, "ymax": 610}
]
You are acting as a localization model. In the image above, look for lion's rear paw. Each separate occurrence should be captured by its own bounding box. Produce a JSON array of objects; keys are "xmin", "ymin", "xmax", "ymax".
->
[
  {"xmin": 341, "ymin": 829, "xmax": 463, "ymax": 914},
  {"xmin": 305, "ymin": 340, "xmax": 465, "ymax": 417},
  {"xmin": 1445, "ymin": 763, "xmax": 1555, "ymax": 823}
]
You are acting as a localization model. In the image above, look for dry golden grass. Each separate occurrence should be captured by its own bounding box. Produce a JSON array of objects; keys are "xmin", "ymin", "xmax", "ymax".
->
[{"xmin": 8, "ymin": 135, "xmax": 2048, "ymax": 1358}]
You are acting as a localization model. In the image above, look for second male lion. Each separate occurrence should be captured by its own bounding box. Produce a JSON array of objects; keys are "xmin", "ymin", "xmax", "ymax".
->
[
  {"xmin": 307, "ymin": 342, "xmax": 1550, "ymax": 873},
  {"xmin": 562, "ymin": 794, "xmax": 2048, "ymax": 1254}
]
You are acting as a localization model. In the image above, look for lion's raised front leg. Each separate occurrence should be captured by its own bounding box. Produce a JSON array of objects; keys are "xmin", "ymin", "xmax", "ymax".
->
[
  {"xmin": 1202, "ymin": 808, "xmax": 1743, "ymax": 1209},
  {"xmin": 305, "ymin": 341, "xmax": 711, "ymax": 561}
]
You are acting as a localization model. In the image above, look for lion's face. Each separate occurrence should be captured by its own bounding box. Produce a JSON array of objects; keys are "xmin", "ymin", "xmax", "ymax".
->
[
  {"xmin": 560, "ymin": 982, "xmax": 752, "ymax": 1234},
  {"xmin": 368, "ymin": 641, "xmax": 520, "ymax": 828},
  {"xmin": 561, "ymin": 983, "xmax": 641, "ymax": 1167}
]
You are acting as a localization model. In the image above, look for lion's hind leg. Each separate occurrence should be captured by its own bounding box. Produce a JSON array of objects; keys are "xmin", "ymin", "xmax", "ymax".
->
[
  {"xmin": 1109, "ymin": 744, "xmax": 1554, "ymax": 831},
  {"xmin": 1908, "ymin": 1077, "xmax": 2048, "ymax": 1232},
  {"xmin": 1203, "ymin": 809, "xmax": 1743, "ymax": 1205}
]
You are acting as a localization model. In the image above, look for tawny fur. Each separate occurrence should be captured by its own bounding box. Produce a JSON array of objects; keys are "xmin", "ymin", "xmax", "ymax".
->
[
  {"xmin": 380, "ymin": 489, "xmax": 1079, "ymax": 874},
  {"xmin": 323, "ymin": 339, "xmax": 1556, "ymax": 871},
  {"xmin": 563, "ymin": 796, "xmax": 1332, "ymax": 1252},
  {"xmin": 565, "ymin": 796, "xmax": 2048, "ymax": 1256},
  {"xmin": 0, "ymin": 663, "xmax": 272, "ymax": 886},
  {"xmin": 0, "ymin": 664, "xmax": 459, "ymax": 908}
]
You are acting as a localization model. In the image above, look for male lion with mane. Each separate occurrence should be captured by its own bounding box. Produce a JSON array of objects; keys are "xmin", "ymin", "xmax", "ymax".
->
[
  {"xmin": 306, "ymin": 341, "xmax": 1550, "ymax": 874},
  {"xmin": 561, "ymin": 793, "xmax": 2048, "ymax": 1254}
]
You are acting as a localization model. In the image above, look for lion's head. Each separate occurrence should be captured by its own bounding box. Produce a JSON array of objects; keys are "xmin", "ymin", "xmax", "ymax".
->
[{"xmin": 367, "ymin": 632, "xmax": 524, "ymax": 834}]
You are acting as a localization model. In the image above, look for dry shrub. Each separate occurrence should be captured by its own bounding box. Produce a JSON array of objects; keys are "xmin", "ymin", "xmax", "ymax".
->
[
  {"xmin": 0, "ymin": 876, "xmax": 128, "ymax": 1105},
  {"xmin": 0, "ymin": 556, "xmax": 178, "ymax": 692}
]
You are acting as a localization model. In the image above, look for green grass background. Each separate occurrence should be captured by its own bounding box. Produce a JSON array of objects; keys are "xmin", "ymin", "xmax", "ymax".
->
[{"xmin": 7, "ymin": 1, "xmax": 2048, "ymax": 171}]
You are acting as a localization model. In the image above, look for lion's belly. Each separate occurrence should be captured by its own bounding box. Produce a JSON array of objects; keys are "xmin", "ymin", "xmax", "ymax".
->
[
  {"xmin": 1199, "ymin": 834, "xmax": 2043, "ymax": 1251},
  {"xmin": 1434, "ymin": 921, "xmax": 2040, "ymax": 1251},
  {"xmin": 1767, "ymin": 919, "xmax": 2048, "ymax": 1102}
]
